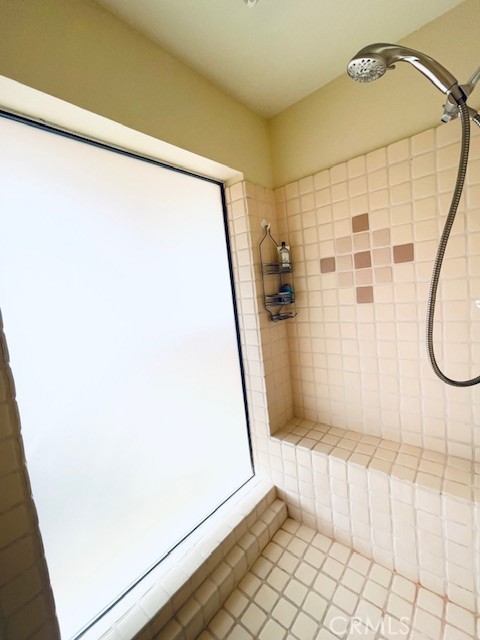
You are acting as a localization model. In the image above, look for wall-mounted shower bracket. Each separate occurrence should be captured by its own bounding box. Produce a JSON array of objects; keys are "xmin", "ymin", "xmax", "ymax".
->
[
  {"xmin": 441, "ymin": 102, "xmax": 478, "ymax": 124},
  {"xmin": 441, "ymin": 65, "xmax": 480, "ymax": 124}
]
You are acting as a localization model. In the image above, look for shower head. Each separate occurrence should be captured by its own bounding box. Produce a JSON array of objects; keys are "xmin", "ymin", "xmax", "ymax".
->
[
  {"xmin": 347, "ymin": 43, "xmax": 465, "ymax": 104},
  {"xmin": 347, "ymin": 55, "xmax": 387, "ymax": 84}
]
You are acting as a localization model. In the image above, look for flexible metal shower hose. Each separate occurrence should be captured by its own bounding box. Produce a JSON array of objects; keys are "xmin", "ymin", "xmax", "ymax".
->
[{"xmin": 426, "ymin": 101, "xmax": 480, "ymax": 386}]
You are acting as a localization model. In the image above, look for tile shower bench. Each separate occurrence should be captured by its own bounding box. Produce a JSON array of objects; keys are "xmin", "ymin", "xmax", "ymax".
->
[{"xmin": 271, "ymin": 418, "xmax": 480, "ymax": 615}]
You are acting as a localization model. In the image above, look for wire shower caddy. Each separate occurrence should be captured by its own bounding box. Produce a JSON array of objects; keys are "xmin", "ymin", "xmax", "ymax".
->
[{"xmin": 259, "ymin": 222, "xmax": 297, "ymax": 322}]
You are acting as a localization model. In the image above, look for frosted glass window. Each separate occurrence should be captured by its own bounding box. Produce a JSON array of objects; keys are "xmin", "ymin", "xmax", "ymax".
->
[{"xmin": 0, "ymin": 114, "xmax": 252, "ymax": 639}]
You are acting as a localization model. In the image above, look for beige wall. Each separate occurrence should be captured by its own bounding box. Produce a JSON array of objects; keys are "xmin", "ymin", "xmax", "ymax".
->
[
  {"xmin": 1, "ymin": 0, "xmax": 478, "ymax": 191},
  {"xmin": 0, "ymin": 0, "xmax": 273, "ymax": 187},
  {"xmin": 269, "ymin": 0, "xmax": 480, "ymax": 187}
]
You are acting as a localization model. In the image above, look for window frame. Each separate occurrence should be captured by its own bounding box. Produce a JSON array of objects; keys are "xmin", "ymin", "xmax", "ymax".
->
[{"xmin": 0, "ymin": 108, "xmax": 255, "ymax": 639}]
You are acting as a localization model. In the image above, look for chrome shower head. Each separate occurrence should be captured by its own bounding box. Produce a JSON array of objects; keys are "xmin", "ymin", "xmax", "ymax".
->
[
  {"xmin": 347, "ymin": 55, "xmax": 386, "ymax": 83},
  {"xmin": 347, "ymin": 43, "xmax": 465, "ymax": 104}
]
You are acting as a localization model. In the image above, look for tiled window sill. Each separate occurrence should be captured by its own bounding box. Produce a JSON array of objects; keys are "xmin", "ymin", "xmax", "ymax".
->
[{"xmin": 94, "ymin": 479, "xmax": 286, "ymax": 640}]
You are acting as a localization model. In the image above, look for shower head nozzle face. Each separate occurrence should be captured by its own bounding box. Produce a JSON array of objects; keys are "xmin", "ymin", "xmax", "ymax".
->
[{"xmin": 347, "ymin": 56, "xmax": 387, "ymax": 83}]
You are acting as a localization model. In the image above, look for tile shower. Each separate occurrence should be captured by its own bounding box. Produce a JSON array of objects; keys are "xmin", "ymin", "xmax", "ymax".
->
[
  {"xmin": 225, "ymin": 115, "xmax": 480, "ymax": 631},
  {"xmin": 1, "ymin": 115, "xmax": 480, "ymax": 638}
]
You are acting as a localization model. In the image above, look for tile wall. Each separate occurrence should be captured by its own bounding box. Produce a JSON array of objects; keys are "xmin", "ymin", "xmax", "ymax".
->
[
  {"xmin": 274, "ymin": 119, "xmax": 480, "ymax": 461},
  {"xmin": 0, "ymin": 315, "xmax": 60, "ymax": 639},
  {"xmin": 226, "ymin": 182, "xmax": 294, "ymax": 441}
]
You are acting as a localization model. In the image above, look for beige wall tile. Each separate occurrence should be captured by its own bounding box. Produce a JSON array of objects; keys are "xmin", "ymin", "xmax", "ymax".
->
[{"xmin": 279, "ymin": 119, "xmax": 479, "ymax": 464}]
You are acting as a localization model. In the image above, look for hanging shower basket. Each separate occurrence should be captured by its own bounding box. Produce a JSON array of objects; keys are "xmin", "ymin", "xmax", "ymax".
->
[{"xmin": 259, "ymin": 221, "xmax": 297, "ymax": 322}]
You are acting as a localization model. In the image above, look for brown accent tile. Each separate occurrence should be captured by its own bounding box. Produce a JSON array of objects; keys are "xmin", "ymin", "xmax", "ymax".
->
[
  {"xmin": 320, "ymin": 257, "xmax": 336, "ymax": 273},
  {"xmin": 352, "ymin": 213, "xmax": 369, "ymax": 233},
  {"xmin": 356, "ymin": 286, "xmax": 374, "ymax": 304},
  {"xmin": 372, "ymin": 228, "xmax": 390, "ymax": 247},
  {"xmin": 353, "ymin": 232, "xmax": 370, "ymax": 251},
  {"xmin": 393, "ymin": 243, "xmax": 414, "ymax": 263},
  {"xmin": 354, "ymin": 250, "xmax": 371, "ymax": 269},
  {"xmin": 356, "ymin": 268, "xmax": 372, "ymax": 285},
  {"xmin": 337, "ymin": 255, "xmax": 352, "ymax": 272},
  {"xmin": 375, "ymin": 267, "xmax": 393, "ymax": 283},
  {"xmin": 372, "ymin": 248, "xmax": 391, "ymax": 266},
  {"xmin": 338, "ymin": 272, "xmax": 353, "ymax": 288},
  {"xmin": 335, "ymin": 236, "xmax": 351, "ymax": 254}
]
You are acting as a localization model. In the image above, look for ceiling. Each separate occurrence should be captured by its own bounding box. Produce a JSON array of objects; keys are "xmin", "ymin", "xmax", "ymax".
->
[{"xmin": 95, "ymin": 0, "xmax": 464, "ymax": 118}]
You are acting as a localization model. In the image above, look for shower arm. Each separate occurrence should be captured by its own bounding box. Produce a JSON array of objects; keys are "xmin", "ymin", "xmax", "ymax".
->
[{"xmin": 442, "ymin": 65, "xmax": 480, "ymax": 125}]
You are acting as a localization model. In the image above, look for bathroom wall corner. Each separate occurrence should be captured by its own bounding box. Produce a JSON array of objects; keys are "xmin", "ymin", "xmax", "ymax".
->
[{"xmin": 225, "ymin": 181, "xmax": 294, "ymax": 446}]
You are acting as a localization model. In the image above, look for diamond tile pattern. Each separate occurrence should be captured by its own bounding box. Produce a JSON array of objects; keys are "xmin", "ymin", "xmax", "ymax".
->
[{"xmin": 320, "ymin": 213, "xmax": 414, "ymax": 303}]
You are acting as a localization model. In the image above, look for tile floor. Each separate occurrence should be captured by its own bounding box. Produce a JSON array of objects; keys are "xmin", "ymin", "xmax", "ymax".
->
[{"xmin": 199, "ymin": 519, "xmax": 479, "ymax": 640}]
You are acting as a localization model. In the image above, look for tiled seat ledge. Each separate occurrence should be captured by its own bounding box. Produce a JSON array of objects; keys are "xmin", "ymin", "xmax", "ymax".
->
[
  {"xmin": 271, "ymin": 418, "xmax": 480, "ymax": 615},
  {"xmin": 101, "ymin": 480, "xmax": 287, "ymax": 640}
]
